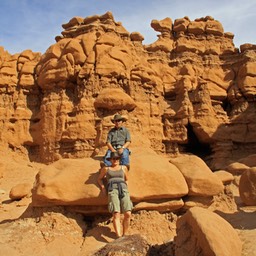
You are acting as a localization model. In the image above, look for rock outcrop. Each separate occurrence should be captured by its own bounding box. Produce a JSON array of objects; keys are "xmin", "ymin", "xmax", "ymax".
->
[
  {"xmin": 32, "ymin": 148, "xmax": 188, "ymax": 213},
  {"xmin": 0, "ymin": 12, "xmax": 256, "ymax": 171},
  {"xmin": 174, "ymin": 207, "xmax": 242, "ymax": 256},
  {"xmin": 239, "ymin": 167, "xmax": 256, "ymax": 205},
  {"xmin": 1, "ymin": 11, "xmax": 255, "ymax": 254}
]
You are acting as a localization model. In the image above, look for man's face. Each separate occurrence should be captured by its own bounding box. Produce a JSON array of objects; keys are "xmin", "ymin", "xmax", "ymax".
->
[{"xmin": 114, "ymin": 119, "xmax": 123, "ymax": 128}]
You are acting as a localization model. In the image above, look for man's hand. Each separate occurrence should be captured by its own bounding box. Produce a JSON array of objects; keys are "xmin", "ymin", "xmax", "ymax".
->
[{"xmin": 117, "ymin": 148, "xmax": 124, "ymax": 154}]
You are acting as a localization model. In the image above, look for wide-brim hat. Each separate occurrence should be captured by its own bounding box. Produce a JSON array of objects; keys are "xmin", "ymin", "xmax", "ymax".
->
[
  {"xmin": 111, "ymin": 114, "xmax": 127, "ymax": 123},
  {"xmin": 107, "ymin": 151, "xmax": 121, "ymax": 161}
]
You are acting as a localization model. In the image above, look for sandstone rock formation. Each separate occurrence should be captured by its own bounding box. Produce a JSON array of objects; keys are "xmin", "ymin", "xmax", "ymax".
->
[
  {"xmin": 0, "ymin": 12, "xmax": 256, "ymax": 171},
  {"xmin": 9, "ymin": 183, "xmax": 31, "ymax": 200},
  {"xmin": 2, "ymin": 149, "xmax": 255, "ymax": 256},
  {"xmin": 31, "ymin": 149, "xmax": 187, "ymax": 212},
  {"xmin": 239, "ymin": 167, "xmax": 256, "ymax": 205},
  {"xmin": 0, "ymin": 11, "xmax": 256, "ymax": 256},
  {"xmin": 175, "ymin": 207, "xmax": 242, "ymax": 256}
]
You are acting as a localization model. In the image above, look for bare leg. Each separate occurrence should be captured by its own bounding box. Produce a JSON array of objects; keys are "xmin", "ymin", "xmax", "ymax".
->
[
  {"xmin": 122, "ymin": 211, "xmax": 131, "ymax": 236},
  {"xmin": 113, "ymin": 212, "xmax": 122, "ymax": 237}
]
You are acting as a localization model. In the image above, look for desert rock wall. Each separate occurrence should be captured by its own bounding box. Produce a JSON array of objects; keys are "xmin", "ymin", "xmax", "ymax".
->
[{"xmin": 0, "ymin": 12, "xmax": 256, "ymax": 169}]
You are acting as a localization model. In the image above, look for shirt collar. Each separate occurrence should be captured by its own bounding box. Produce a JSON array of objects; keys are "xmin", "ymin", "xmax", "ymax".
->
[{"xmin": 114, "ymin": 126, "xmax": 124, "ymax": 130}]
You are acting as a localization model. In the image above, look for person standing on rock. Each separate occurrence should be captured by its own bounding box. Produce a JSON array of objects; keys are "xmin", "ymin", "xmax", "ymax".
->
[
  {"xmin": 97, "ymin": 151, "xmax": 133, "ymax": 238},
  {"xmin": 103, "ymin": 114, "xmax": 131, "ymax": 169}
]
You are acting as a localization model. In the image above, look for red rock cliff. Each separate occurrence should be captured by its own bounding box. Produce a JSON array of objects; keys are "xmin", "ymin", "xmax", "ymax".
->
[{"xmin": 0, "ymin": 12, "xmax": 256, "ymax": 169}]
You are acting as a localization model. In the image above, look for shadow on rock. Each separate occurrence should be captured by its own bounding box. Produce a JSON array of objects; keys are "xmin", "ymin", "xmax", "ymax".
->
[{"xmin": 215, "ymin": 209, "xmax": 256, "ymax": 230}]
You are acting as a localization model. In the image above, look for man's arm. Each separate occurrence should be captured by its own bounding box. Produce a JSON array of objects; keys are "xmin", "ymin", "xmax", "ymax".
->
[
  {"xmin": 125, "ymin": 128, "xmax": 131, "ymax": 145},
  {"xmin": 106, "ymin": 141, "xmax": 116, "ymax": 152},
  {"xmin": 106, "ymin": 128, "xmax": 116, "ymax": 152},
  {"xmin": 122, "ymin": 141, "xmax": 130, "ymax": 149}
]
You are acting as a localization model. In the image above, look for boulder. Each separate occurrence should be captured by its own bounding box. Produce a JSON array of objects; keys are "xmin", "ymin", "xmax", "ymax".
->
[
  {"xmin": 32, "ymin": 158, "xmax": 104, "ymax": 206},
  {"xmin": 94, "ymin": 88, "xmax": 137, "ymax": 111},
  {"xmin": 213, "ymin": 170, "xmax": 234, "ymax": 184},
  {"xmin": 129, "ymin": 148, "xmax": 188, "ymax": 202},
  {"xmin": 225, "ymin": 162, "xmax": 249, "ymax": 175},
  {"xmin": 239, "ymin": 167, "xmax": 256, "ymax": 206},
  {"xmin": 9, "ymin": 183, "xmax": 31, "ymax": 200},
  {"xmin": 94, "ymin": 234, "xmax": 150, "ymax": 256},
  {"xmin": 170, "ymin": 154, "xmax": 224, "ymax": 196},
  {"xmin": 175, "ymin": 207, "xmax": 242, "ymax": 256},
  {"xmin": 32, "ymin": 149, "xmax": 188, "ymax": 211}
]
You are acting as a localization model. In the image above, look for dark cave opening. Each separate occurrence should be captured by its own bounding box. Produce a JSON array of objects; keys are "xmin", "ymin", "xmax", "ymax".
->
[{"xmin": 184, "ymin": 123, "xmax": 212, "ymax": 160}]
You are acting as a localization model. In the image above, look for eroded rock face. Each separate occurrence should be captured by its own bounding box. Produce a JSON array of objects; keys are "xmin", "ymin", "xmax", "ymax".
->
[
  {"xmin": 0, "ymin": 47, "xmax": 41, "ymax": 155},
  {"xmin": 0, "ymin": 12, "xmax": 256, "ymax": 169}
]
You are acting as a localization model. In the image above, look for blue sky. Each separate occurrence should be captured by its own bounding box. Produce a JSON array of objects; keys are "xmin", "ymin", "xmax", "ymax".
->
[{"xmin": 0, "ymin": 0, "xmax": 256, "ymax": 54}]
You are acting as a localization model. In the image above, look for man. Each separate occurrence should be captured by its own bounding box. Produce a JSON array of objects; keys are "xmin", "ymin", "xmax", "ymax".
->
[{"xmin": 103, "ymin": 114, "xmax": 131, "ymax": 168}]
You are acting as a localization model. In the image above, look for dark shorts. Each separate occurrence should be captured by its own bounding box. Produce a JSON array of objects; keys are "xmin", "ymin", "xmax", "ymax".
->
[{"xmin": 108, "ymin": 188, "xmax": 133, "ymax": 213}]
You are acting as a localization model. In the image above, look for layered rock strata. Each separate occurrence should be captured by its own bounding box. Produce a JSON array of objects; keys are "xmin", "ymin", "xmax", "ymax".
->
[{"xmin": 0, "ymin": 12, "xmax": 256, "ymax": 170}]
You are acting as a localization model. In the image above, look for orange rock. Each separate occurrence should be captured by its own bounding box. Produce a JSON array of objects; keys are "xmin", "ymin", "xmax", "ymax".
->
[
  {"xmin": 170, "ymin": 154, "xmax": 224, "ymax": 196},
  {"xmin": 213, "ymin": 170, "xmax": 234, "ymax": 184},
  {"xmin": 239, "ymin": 167, "xmax": 256, "ymax": 206},
  {"xmin": 175, "ymin": 207, "xmax": 242, "ymax": 256},
  {"xmin": 0, "ymin": 12, "xmax": 255, "ymax": 173},
  {"xmin": 94, "ymin": 88, "xmax": 136, "ymax": 111},
  {"xmin": 32, "ymin": 149, "xmax": 188, "ymax": 210},
  {"xmin": 9, "ymin": 183, "xmax": 31, "ymax": 200}
]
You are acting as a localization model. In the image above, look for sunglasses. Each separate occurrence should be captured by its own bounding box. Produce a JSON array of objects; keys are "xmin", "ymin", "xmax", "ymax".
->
[
  {"xmin": 111, "ymin": 157, "xmax": 120, "ymax": 160},
  {"xmin": 114, "ymin": 120, "xmax": 122, "ymax": 122}
]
